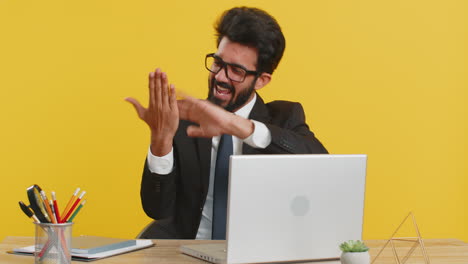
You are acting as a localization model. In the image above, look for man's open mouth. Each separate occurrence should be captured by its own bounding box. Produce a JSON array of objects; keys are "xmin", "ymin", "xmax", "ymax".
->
[{"xmin": 215, "ymin": 85, "xmax": 231, "ymax": 95}]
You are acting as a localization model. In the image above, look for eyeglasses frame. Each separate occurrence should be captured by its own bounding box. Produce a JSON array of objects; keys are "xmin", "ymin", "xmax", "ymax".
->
[{"xmin": 205, "ymin": 53, "xmax": 259, "ymax": 83}]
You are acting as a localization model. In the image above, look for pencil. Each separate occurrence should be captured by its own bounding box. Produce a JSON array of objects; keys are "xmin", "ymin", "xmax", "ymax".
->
[
  {"xmin": 51, "ymin": 191, "xmax": 61, "ymax": 223},
  {"xmin": 67, "ymin": 200, "xmax": 86, "ymax": 223},
  {"xmin": 61, "ymin": 187, "xmax": 80, "ymax": 222},
  {"xmin": 62, "ymin": 191, "xmax": 86, "ymax": 223},
  {"xmin": 40, "ymin": 190, "xmax": 56, "ymax": 224}
]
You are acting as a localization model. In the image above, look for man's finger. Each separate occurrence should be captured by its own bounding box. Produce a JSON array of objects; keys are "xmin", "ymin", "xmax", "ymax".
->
[
  {"xmin": 125, "ymin": 97, "xmax": 146, "ymax": 120},
  {"xmin": 148, "ymin": 71, "xmax": 156, "ymax": 108},
  {"xmin": 161, "ymin": 72, "xmax": 169, "ymax": 107},
  {"xmin": 154, "ymin": 68, "xmax": 162, "ymax": 109},
  {"xmin": 186, "ymin": 125, "xmax": 210, "ymax": 138},
  {"xmin": 169, "ymin": 84, "xmax": 177, "ymax": 111},
  {"xmin": 177, "ymin": 99, "xmax": 190, "ymax": 120},
  {"xmin": 177, "ymin": 99, "xmax": 200, "ymax": 121}
]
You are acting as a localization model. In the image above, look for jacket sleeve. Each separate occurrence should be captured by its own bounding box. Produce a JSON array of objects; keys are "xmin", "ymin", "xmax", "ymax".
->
[
  {"xmin": 262, "ymin": 102, "xmax": 328, "ymax": 154},
  {"xmin": 140, "ymin": 159, "xmax": 177, "ymax": 220}
]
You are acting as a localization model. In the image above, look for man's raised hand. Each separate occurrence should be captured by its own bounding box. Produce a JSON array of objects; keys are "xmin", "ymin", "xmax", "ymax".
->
[
  {"xmin": 126, "ymin": 68, "xmax": 178, "ymax": 156},
  {"xmin": 177, "ymin": 96, "xmax": 254, "ymax": 139}
]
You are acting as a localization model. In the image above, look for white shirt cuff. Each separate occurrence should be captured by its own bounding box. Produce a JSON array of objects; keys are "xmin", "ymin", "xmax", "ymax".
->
[
  {"xmin": 147, "ymin": 146, "xmax": 174, "ymax": 175},
  {"xmin": 243, "ymin": 120, "xmax": 272, "ymax": 149}
]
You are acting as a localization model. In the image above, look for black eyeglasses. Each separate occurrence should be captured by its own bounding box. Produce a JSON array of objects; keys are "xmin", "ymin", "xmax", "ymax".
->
[{"xmin": 205, "ymin": 53, "xmax": 259, "ymax": 83}]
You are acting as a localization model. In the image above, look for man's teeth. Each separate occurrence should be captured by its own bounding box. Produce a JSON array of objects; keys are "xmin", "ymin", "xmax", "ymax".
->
[{"xmin": 216, "ymin": 86, "xmax": 230, "ymax": 94}]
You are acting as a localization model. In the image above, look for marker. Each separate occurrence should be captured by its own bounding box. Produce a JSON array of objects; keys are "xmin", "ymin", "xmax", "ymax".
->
[
  {"xmin": 61, "ymin": 188, "xmax": 80, "ymax": 221},
  {"xmin": 18, "ymin": 201, "xmax": 40, "ymax": 223},
  {"xmin": 40, "ymin": 190, "xmax": 56, "ymax": 224},
  {"xmin": 51, "ymin": 191, "xmax": 61, "ymax": 223},
  {"xmin": 67, "ymin": 200, "xmax": 86, "ymax": 223},
  {"xmin": 62, "ymin": 191, "xmax": 86, "ymax": 223}
]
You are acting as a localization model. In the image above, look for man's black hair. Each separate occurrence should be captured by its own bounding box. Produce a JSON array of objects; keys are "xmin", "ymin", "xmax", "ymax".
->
[{"xmin": 215, "ymin": 7, "xmax": 286, "ymax": 74}]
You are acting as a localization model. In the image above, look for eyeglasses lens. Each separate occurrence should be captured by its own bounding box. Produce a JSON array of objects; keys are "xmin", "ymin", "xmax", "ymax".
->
[{"xmin": 205, "ymin": 56, "xmax": 246, "ymax": 82}]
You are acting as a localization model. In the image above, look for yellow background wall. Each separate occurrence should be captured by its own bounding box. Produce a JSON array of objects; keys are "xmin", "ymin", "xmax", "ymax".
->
[{"xmin": 0, "ymin": 0, "xmax": 466, "ymax": 242}]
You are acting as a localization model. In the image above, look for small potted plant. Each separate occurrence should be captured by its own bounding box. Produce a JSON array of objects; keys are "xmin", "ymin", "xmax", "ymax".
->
[{"xmin": 339, "ymin": 240, "xmax": 370, "ymax": 264}]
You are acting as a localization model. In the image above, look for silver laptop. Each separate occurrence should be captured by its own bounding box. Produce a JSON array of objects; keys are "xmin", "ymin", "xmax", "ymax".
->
[{"xmin": 180, "ymin": 154, "xmax": 367, "ymax": 264}]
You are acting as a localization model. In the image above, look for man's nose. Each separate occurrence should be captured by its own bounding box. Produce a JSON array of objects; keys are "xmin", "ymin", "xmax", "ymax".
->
[{"xmin": 214, "ymin": 66, "xmax": 230, "ymax": 83}]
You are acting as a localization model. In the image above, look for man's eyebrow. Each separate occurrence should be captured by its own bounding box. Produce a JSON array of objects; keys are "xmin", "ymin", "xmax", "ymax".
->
[
  {"xmin": 229, "ymin": 62, "xmax": 248, "ymax": 70},
  {"xmin": 213, "ymin": 54, "xmax": 247, "ymax": 69}
]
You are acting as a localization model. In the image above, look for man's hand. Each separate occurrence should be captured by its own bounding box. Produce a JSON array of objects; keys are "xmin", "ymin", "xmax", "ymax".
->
[
  {"xmin": 126, "ymin": 68, "xmax": 178, "ymax": 156},
  {"xmin": 178, "ymin": 97, "xmax": 254, "ymax": 139}
]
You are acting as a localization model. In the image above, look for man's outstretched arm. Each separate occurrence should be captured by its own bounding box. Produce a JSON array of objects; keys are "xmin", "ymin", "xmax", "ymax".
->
[{"xmin": 126, "ymin": 68, "xmax": 180, "ymax": 219}]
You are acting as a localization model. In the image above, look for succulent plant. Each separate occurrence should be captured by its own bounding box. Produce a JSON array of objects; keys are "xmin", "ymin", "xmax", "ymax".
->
[{"xmin": 339, "ymin": 240, "xmax": 369, "ymax": 252}]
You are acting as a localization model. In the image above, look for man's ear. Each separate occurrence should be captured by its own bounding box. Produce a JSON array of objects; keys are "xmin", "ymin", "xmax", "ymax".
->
[{"xmin": 254, "ymin": 73, "xmax": 272, "ymax": 91}]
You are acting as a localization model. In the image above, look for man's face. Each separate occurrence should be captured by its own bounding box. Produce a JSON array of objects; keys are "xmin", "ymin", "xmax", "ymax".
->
[{"xmin": 207, "ymin": 37, "xmax": 259, "ymax": 112}]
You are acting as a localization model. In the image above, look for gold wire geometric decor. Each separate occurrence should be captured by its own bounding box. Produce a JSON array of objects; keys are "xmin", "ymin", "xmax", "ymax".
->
[{"xmin": 371, "ymin": 212, "xmax": 430, "ymax": 264}]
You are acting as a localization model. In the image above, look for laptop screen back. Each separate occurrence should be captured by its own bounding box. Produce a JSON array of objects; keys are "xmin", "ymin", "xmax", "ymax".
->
[{"xmin": 226, "ymin": 154, "xmax": 367, "ymax": 263}]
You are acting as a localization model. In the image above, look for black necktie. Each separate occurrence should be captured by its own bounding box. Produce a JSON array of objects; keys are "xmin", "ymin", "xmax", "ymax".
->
[{"xmin": 212, "ymin": 134, "xmax": 232, "ymax": 240}]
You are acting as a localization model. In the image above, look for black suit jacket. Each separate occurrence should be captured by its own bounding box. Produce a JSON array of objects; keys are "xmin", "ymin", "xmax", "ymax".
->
[{"xmin": 140, "ymin": 95, "xmax": 328, "ymax": 238}]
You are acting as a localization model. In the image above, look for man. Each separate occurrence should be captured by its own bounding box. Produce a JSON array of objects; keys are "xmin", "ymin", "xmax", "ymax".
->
[{"xmin": 126, "ymin": 7, "xmax": 328, "ymax": 239}]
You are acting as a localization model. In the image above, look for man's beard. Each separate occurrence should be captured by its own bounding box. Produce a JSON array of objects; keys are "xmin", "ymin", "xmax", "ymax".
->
[{"xmin": 207, "ymin": 77, "xmax": 256, "ymax": 112}]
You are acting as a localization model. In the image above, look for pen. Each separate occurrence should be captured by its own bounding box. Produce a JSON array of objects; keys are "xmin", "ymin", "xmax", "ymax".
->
[
  {"xmin": 40, "ymin": 190, "xmax": 57, "ymax": 224},
  {"xmin": 67, "ymin": 200, "xmax": 86, "ymax": 223},
  {"xmin": 18, "ymin": 201, "xmax": 40, "ymax": 223},
  {"xmin": 62, "ymin": 191, "xmax": 86, "ymax": 223},
  {"xmin": 61, "ymin": 187, "xmax": 80, "ymax": 221},
  {"xmin": 49, "ymin": 200, "xmax": 58, "ymax": 223},
  {"xmin": 51, "ymin": 191, "xmax": 61, "ymax": 223}
]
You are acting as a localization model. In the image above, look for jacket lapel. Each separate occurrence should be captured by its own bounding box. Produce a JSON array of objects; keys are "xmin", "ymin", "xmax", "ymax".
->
[
  {"xmin": 243, "ymin": 94, "xmax": 271, "ymax": 155},
  {"xmin": 196, "ymin": 137, "xmax": 212, "ymax": 196}
]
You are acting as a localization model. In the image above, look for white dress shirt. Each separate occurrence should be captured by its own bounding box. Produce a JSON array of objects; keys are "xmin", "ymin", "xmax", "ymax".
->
[{"xmin": 146, "ymin": 94, "xmax": 272, "ymax": 239}]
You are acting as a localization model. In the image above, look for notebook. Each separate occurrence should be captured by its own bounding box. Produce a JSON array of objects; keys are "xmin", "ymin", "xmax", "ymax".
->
[
  {"xmin": 10, "ymin": 236, "xmax": 154, "ymax": 261},
  {"xmin": 180, "ymin": 154, "xmax": 367, "ymax": 264},
  {"xmin": 72, "ymin": 236, "xmax": 136, "ymax": 254}
]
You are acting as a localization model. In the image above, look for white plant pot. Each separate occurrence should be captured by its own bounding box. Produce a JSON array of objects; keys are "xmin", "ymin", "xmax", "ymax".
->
[{"xmin": 340, "ymin": 251, "xmax": 370, "ymax": 264}]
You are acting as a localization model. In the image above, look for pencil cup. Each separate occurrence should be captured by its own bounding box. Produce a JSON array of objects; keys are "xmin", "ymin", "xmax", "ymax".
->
[{"xmin": 34, "ymin": 222, "xmax": 73, "ymax": 264}]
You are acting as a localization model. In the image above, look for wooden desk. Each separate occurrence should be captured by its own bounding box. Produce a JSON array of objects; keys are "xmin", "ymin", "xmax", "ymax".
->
[{"xmin": 1, "ymin": 237, "xmax": 467, "ymax": 263}]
